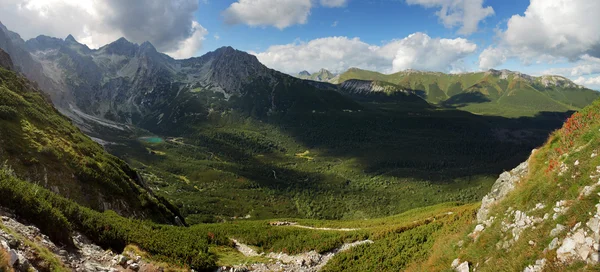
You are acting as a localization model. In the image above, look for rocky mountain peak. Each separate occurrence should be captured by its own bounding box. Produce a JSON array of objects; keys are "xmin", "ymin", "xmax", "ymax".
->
[
  {"xmin": 139, "ymin": 41, "xmax": 158, "ymax": 55},
  {"xmin": 65, "ymin": 34, "xmax": 77, "ymax": 43},
  {"xmin": 298, "ymin": 70, "xmax": 310, "ymax": 76},
  {"xmin": 26, "ymin": 35, "xmax": 65, "ymax": 51},
  {"xmin": 101, "ymin": 37, "xmax": 138, "ymax": 56}
]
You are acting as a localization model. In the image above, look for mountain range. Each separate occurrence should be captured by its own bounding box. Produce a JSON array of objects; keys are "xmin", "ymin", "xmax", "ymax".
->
[{"xmin": 334, "ymin": 67, "xmax": 600, "ymax": 117}]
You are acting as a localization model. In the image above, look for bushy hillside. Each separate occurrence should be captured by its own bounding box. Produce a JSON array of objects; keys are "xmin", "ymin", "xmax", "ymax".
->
[
  {"xmin": 337, "ymin": 68, "xmax": 600, "ymax": 117},
  {"xmin": 0, "ymin": 53, "xmax": 179, "ymax": 224},
  {"xmin": 414, "ymin": 98, "xmax": 600, "ymax": 271}
]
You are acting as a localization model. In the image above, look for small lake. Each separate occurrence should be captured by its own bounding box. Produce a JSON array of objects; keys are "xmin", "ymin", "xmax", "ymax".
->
[{"xmin": 138, "ymin": 136, "xmax": 164, "ymax": 143}]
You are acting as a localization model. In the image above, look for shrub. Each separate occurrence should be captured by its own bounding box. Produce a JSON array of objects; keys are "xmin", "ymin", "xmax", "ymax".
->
[{"xmin": 0, "ymin": 105, "xmax": 18, "ymax": 120}]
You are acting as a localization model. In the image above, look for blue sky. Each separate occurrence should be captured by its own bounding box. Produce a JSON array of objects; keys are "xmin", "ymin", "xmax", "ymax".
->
[
  {"xmin": 197, "ymin": 0, "xmax": 528, "ymax": 54},
  {"xmin": 192, "ymin": 0, "xmax": 544, "ymax": 76},
  {"xmin": 2, "ymin": 0, "xmax": 600, "ymax": 89}
]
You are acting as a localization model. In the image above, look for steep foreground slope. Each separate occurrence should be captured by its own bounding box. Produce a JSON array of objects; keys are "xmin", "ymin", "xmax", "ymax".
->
[
  {"xmin": 0, "ymin": 50, "xmax": 179, "ymax": 224},
  {"xmin": 412, "ymin": 99, "xmax": 600, "ymax": 271}
]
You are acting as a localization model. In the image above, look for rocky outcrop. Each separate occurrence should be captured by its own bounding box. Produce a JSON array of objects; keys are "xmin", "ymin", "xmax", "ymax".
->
[
  {"xmin": 476, "ymin": 151, "xmax": 534, "ymax": 224},
  {"xmin": 0, "ymin": 208, "xmax": 155, "ymax": 272}
]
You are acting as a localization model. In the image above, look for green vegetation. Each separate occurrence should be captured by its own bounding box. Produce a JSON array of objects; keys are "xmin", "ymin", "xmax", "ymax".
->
[
  {"xmin": 337, "ymin": 68, "xmax": 600, "ymax": 117},
  {"xmin": 417, "ymin": 99, "xmax": 600, "ymax": 271},
  {"xmin": 110, "ymin": 99, "xmax": 567, "ymax": 223},
  {"xmin": 322, "ymin": 204, "xmax": 478, "ymax": 271},
  {"xmin": 0, "ymin": 66, "xmax": 179, "ymax": 223},
  {"xmin": 0, "ymin": 167, "xmax": 480, "ymax": 270}
]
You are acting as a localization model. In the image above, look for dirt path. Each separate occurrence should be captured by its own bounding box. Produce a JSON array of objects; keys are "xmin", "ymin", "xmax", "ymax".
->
[
  {"xmin": 227, "ymin": 239, "xmax": 373, "ymax": 272},
  {"xmin": 269, "ymin": 221, "xmax": 360, "ymax": 232}
]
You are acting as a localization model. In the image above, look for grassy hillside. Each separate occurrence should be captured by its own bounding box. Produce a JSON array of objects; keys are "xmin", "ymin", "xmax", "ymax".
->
[
  {"xmin": 415, "ymin": 98, "xmax": 600, "ymax": 271},
  {"xmin": 337, "ymin": 68, "xmax": 600, "ymax": 117},
  {"xmin": 0, "ymin": 65, "xmax": 179, "ymax": 223}
]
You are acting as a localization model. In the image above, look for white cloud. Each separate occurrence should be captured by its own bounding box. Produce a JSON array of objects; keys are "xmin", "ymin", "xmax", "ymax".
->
[
  {"xmin": 388, "ymin": 33, "xmax": 477, "ymax": 72},
  {"xmin": 223, "ymin": 0, "xmax": 348, "ymax": 29},
  {"xmin": 223, "ymin": 0, "xmax": 312, "ymax": 29},
  {"xmin": 252, "ymin": 33, "xmax": 477, "ymax": 74},
  {"xmin": 406, "ymin": 0, "xmax": 494, "ymax": 35},
  {"xmin": 164, "ymin": 22, "xmax": 208, "ymax": 59},
  {"xmin": 0, "ymin": 0, "xmax": 207, "ymax": 58},
  {"xmin": 542, "ymin": 55, "xmax": 600, "ymax": 77},
  {"xmin": 320, "ymin": 0, "xmax": 347, "ymax": 8},
  {"xmin": 574, "ymin": 76, "xmax": 600, "ymax": 90},
  {"xmin": 478, "ymin": 47, "xmax": 508, "ymax": 70},
  {"xmin": 331, "ymin": 21, "xmax": 339, "ymax": 27},
  {"xmin": 478, "ymin": 0, "xmax": 600, "ymax": 69}
]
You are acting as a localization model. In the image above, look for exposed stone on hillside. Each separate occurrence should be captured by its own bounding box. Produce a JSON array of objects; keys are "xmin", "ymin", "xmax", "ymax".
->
[
  {"xmin": 477, "ymin": 151, "xmax": 534, "ymax": 224},
  {"xmin": 226, "ymin": 239, "xmax": 373, "ymax": 272},
  {"xmin": 0, "ymin": 208, "xmax": 156, "ymax": 272}
]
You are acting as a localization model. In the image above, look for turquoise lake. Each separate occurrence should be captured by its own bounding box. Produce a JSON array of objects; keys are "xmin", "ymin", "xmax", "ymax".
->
[{"xmin": 138, "ymin": 137, "xmax": 164, "ymax": 143}]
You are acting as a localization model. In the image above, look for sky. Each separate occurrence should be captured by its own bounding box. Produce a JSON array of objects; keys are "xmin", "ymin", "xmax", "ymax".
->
[{"xmin": 2, "ymin": 0, "xmax": 600, "ymax": 89}]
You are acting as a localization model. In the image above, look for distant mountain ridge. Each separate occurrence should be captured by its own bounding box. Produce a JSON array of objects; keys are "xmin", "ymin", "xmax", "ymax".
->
[
  {"xmin": 0, "ymin": 23, "xmax": 358, "ymax": 135},
  {"xmin": 336, "ymin": 67, "xmax": 600, "ymax": 117},
  {"xmin": 295, "ymin": 68, "xmax": 338, "ymax": 82}
]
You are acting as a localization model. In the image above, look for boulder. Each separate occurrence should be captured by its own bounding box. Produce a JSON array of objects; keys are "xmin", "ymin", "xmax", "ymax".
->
[
  {"xmin": 477, "ymin": 159, "xmax": 531, "ymax": 223},
  {"xmin": 455, "ymin": 261, "xmax": 469, "ymax": 272}
]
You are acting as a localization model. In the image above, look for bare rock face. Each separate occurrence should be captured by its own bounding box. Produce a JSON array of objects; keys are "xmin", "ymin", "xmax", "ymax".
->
[
  {"xmin": 477, "ymin": 150, "xmax": 535, "ymax": 224},
  {"xmin": 0, "ymin": 48, "xmax": 13, "ymax": 70}
]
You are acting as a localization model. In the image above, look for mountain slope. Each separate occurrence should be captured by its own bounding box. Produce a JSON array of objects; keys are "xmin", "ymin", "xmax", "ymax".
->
[
  {"xmin": 414, "ymin": 98, "xmax": 600, "ymax": 271},
  {"xmin": 0, "ymin": 49, "xmax": 180, "ymax": 224},
  {"xmin": 337, "ymin": 68, "xmax": 600, "ymax": 117}
]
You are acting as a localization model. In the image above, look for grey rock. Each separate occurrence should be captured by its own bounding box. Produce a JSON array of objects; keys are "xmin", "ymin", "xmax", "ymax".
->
[
  {"xmin": 455, "ymin": 261, "xmax": 469, "ymax": 272},
  {"xmin": 551, "ymin": 224, "xmax": 566, "ymax": 237},
  {"xmin": 477, "ymin": 159, "xmax": 531, "ymax": 223},
  {"xmin": 549, "ymin": 237, "xmax": 560, "ymax": 250}
]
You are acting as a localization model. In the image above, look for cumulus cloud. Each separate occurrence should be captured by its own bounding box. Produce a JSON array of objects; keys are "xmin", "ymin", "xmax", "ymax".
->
[
  {"xmin": 223, "ymin": 0, "xmax": 312, "ymax": 29},
  {"xmin": 574, "ymin": 76, "xmax": 600, "ymax": 90},
  {"xmin": 223, "ymin": 0, "xmax": 348, "ymax": 29},
  {"xmin": 0, "ymin": 0, "xmax": 208, "ymax": 58},
  {"xmin": 542, "ymin": 55, "xmax": 600, "ymax": 77},
  {"xmin": 478, "ymin": 47, "xmax": 508, "ymax": 70},
  {"xmin": 252, "ymin": 33, "xmax": 477, "ymax": 74},
  {"xmin": 406, "ymin": 0, "xmax": 494, "ymax": 35},
  {"xmin": 320, "ymin": 0, "xmax": 348, "ymax": 8},
  {"xmin": 388, "ymin": 33, "xmax": 477, "ymax": 72},
  {"xmin": 478, "ymin": 0, "xmax": 600, "ymax": 69}
]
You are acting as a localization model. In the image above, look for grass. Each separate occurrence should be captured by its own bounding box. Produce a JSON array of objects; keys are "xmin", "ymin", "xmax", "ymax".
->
[
  {"xmin": 0, "ymin": 247, "xmax": 11, "ymax": 272},
  {"xmin": 210, "ymin": 246, "xmax": 272, "ymax": 267},
  {"xmin": 414, "ymin": 99, "xmax": 600, "ymax": 271}
]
